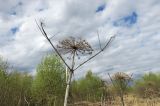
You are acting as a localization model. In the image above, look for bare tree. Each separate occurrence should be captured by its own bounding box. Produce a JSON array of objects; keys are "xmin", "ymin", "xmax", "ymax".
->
[{"xmin": 36, "ymin": 21, "xmax": 115, "ymax": 106}]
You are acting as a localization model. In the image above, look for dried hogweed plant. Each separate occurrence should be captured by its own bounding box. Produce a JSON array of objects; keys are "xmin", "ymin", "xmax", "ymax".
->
[
  {"xmin": 108, "ymin": 72, "xmax": 132, "ymax": 106},
  {"xmin": 36, "ymin": 20, "xmax": 115, "ymax": 106},
  {"xmin": 113, "ymin": 72, "xmax": 131, "ymax": 81}
]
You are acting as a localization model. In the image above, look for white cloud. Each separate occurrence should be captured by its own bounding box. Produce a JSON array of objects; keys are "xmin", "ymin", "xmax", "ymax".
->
[{"xmin": 0, "ymin": 0, "xmax": 160, "ymax": 78}]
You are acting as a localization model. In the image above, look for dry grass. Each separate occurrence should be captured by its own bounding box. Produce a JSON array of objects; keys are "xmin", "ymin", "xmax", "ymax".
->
[{"xmin": 69, "ymin": 95, "xmax": 160, "ymax": 106}]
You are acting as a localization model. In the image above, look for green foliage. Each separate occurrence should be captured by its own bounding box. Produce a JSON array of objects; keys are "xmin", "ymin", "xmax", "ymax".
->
[
  {"xmin": 0, "ymin": 56, "xmax": 8, "ymax": 73},
  {"xmin": 0, "ymin": 61, "xmax": 33, "ymax": 106},
  {"xmin": 134, "ymin": 72, "xmax": 160, "ymax": 98},
  {"xmin": 71, "ymin": 71, "xmax": 103, "ymax": 102},
  {"xmin": 31, "ymin": 54, "xmax": 66, "ymax": 106},
  {"xmin": 6, "ymin": 71, "xmax": 33, "ymax": 106},
  {"xmin": 2, "ymin": 55, "xmax": 160, "ymax": 105}
]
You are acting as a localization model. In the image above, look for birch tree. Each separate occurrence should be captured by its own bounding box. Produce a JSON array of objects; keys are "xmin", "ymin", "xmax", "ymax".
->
[{"xmin": 32, "ymin": 54, "xmax": 65, "ymax": 106}]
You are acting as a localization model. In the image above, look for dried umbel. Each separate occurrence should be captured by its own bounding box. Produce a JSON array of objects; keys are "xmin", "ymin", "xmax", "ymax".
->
[
  {"xmin": 113, "ymin": 72, "xmax": 131, "ymax": 81},
  {"xmin": 144, "ymin": 88, "xmax": 159, "ymax": 98},
  {"xmin": 57, "ymin": 37, "xmax": 93, "ymax": 58}
]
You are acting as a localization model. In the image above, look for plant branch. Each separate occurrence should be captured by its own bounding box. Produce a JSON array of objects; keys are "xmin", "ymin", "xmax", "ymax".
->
[
  {"xmin": 74, "ymin": 36, "xmax": 115, "ymax": 71},
  {"xmin": 49, "ymin": 31, "xmax": 60, "ymax": 40},
  {"xmin": 36, "ymin": 20, "xmax": 71, "ymax": 71},
  {"xmin": 108, "ymin": 73, "xmax": 116, "ymax": 88},
  {"xmin": 97, "ymin": 30, "xmax": 102, "ymax": 50}
]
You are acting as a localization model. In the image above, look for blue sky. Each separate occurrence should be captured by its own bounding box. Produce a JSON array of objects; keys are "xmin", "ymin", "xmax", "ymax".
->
[{"xmin": 0, "ymin": 0, "xmax": 160, "ymax": 78}]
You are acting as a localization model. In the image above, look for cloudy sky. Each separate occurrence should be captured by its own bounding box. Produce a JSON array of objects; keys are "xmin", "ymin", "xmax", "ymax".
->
[{"xmin": 0, "ymin": 0, "xmax": 160, "ymax": 78}]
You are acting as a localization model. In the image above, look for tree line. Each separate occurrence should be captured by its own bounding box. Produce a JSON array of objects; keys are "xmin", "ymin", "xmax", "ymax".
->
[{"xmin": 0, "ymin": 55, "xmax": 160, "ymax": 106}]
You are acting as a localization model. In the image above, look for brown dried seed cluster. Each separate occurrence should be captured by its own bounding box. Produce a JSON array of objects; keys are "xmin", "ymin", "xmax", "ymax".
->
[
  {"xmin": 57, "ymin": 37, "xmax": 93, "ymax": 57},
  {"xmin": 113, "ymin": 72, "xmax": 131, "ymax": 81},
  {"xmin": 144, "ymin": 88, "xmax": 159, "ymax": 98}
]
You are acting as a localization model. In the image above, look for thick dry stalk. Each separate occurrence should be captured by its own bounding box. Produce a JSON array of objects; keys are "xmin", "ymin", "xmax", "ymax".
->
[
  {"xmin": 120, "ymin": 90, "xmax": 125, "ymax": 106},
  {"xmin": 64, "ymin": 71, "xmax": 73, "ymax": 106},
  {"xmin": 64, "ymin": 51, "xmax": 75, "ymax": 106}
]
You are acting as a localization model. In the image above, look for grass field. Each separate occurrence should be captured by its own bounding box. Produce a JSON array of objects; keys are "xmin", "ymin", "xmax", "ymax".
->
[{"xmin": 69, "ymin": 95, "xmax": 160, "ymax": 106}]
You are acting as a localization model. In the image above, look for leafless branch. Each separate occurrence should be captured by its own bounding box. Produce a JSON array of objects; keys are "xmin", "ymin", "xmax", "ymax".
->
[
  {"xmin": 36, "ymin": 20, "xmax": 71, "ymax": 71},
  {"xmin": 35, "ymin": 20, "xmax": 47, "ymax": 39},
  {"xmin": 36, "ymin": 19, "xmax": 115, "ymax": 71},
  {"xmin": 49, "ymin": 31, "xmax": 60, "ymax": 40},
  {"xmin": 108, "ymin": 73, "xmax": 116, "ymax": 88},
  {"xmin": 74, "ymin": 36, "xmax": 115, "ymax": 70},
  {"xmin": 125, "ymin": 73, "xmax": 133, "ymax": 87},
  {"xmin": 97, "ymin": 30, "xmax": 102, "ymax": 50}
]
